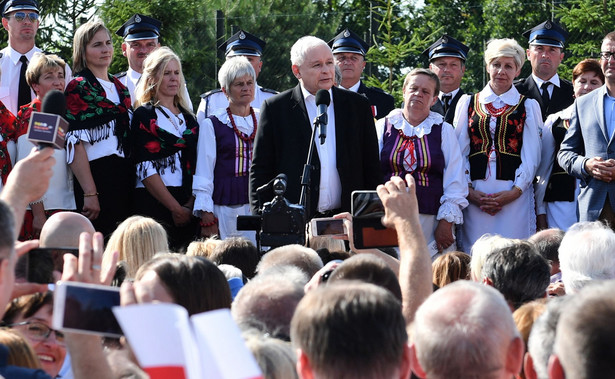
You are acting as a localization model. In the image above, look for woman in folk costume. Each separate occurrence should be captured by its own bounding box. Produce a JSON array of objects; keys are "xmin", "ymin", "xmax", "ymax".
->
[
  {"xmin": 376, "ymin": 68, "xmax": 467, "ymax": 258},
  {"xmin": 131, "ymin": 47, "xmax": 199, "ymax": 251},
  {"xmin": 14, "ymin": 53, "xmax": 75, "ymax": 240},
  {"xmin": 193, "ymin": 56, "xmax": 258, "ymax": 243},
  {"xmin": 65, "ymin": 20, "xmax": 134, "ymax": 238},
  {"xmin": 454, "ymin": 38, "xmax": 542, "ymax": 251}
]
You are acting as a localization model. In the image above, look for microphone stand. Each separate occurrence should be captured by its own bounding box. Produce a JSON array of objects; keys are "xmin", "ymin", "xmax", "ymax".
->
[{"xmin": 299, "ymin": 114, "xmax": 325, "ymax": 221}]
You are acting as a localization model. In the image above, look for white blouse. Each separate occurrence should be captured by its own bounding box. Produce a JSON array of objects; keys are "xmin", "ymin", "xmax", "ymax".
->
[
  {"xmin": 375, "ymin": 109, "xmax": 468, "ymax": 224},
  {"xmin": 136, "ymin": 106, "xmax": 187, "ymax": 188},
  {"xmin": 193, "ymin": 108, "xmax": 259, "ymax": 215},
  {"xmin": 453, "ymin": 84, "xmax": 543, "ymax": 191}
]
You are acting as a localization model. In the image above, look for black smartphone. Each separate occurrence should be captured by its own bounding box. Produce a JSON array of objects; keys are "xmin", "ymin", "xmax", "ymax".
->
[
  {"xmin": 18, "ymin": 248, "xmax": 79, "ymax": 284},
  {"xmin": 351, "ymin": 191, "xmax": 398, "ymax": 249},
  {"xmin": 52, "ymin": 281, "xmax": 123, "ymax": 338}
]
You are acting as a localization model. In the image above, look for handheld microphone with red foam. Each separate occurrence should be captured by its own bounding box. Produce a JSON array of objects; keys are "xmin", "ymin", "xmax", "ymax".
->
[
  {"xmin": 315, "ymin": 89, "xmax": 330, "ymax": 145},
  {"xmin": 27, "ymin": 89, "xmax": 69, "ymax": 150}
]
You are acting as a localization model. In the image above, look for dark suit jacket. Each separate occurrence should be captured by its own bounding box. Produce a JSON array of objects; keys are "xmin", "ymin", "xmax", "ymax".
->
[
  {"xmin": 558, "ymin": 85, "xmax": 615, "ymax": 221},
  {"xmin": 250, "ymin": 85, "xmax": 381, "ymax": 218},
  {"xmin": 357, "ymin": 81, "xmax": 396, "ymax": 120},
  {"xmin": 515, "ymin": 76, "xmax": 574, "ymax": 120},
  {"xmin": 430, "ymin": 89, "xmax": 466, "ymax": 125}
]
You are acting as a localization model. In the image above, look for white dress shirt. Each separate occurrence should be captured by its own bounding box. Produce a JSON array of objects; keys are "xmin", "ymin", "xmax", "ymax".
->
[
  {"xmin": 136, "ymin": 106, "xmax": 186, "ymax": 188},
  {"xmin": 300, "ymin": 85, "xmax": 342, "ymax": 212}
]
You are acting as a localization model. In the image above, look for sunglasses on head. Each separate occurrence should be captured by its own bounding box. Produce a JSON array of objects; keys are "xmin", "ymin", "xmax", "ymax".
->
[{"xmin": 7, "ymin": 12, "xmax": 39, "ymax": 22}]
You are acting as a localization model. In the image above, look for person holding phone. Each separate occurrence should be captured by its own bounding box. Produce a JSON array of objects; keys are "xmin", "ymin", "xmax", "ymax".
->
[
  {"xmin": 131, "ymin": 47, "xmax": 198, "ymax": 251},
  {"xmin": 65, "ymin": 20, "xmax": 134, "ymax": 238},
  {"xmin": 14, "ymin": 53, "xmax": 76, "ymax": 240},
  {"xmin": 376, "ymin": 68, "xmax": 467, "ymax": 255}
]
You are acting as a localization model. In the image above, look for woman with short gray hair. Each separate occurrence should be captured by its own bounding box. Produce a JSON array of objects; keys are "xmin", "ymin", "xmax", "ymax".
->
[{"xmin": 193, "ymin": 57, "xmax": 257, "ymax": 243}]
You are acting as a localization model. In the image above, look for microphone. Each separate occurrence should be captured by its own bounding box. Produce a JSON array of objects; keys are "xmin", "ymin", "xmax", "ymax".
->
[
  {"xmin": 315, "ymin": 89, "xmax": 330, "ymax": 145},
  {"xmin": 27, "ymin": 90, "xmax": 69, "ymax": 150}
]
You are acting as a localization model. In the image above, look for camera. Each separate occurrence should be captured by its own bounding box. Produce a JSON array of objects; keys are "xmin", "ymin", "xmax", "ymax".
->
[{"xmin": 238, "ymin": 173, "xmax": 306, "ymax": 248}]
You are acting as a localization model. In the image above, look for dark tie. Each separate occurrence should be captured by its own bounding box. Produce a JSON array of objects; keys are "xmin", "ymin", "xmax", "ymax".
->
[
  {"xmin": 442, "ymin": 94, "xmax": 452, "ymax": 114},
  {"xmin": 540, "ymin": 81, "xmax": 551, "ymax": 111},
  {"xmin": 18, "ymin": 55, "xmax": 31, "ymax": 108}
]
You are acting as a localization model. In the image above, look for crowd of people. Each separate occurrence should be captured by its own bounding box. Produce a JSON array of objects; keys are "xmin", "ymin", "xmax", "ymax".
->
[{"xmin": 0, "ymin": 0, "xmax": 615, "ymax": 377}]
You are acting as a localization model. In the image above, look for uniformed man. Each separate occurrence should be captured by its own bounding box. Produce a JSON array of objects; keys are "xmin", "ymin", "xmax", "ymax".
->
[
  {"xmin": 197, "ymin": 29, "xmax": 277, "ymax": 123},
  {"xmin": 0, "ymin": 0, "xmax": 72, "ymax": 166},
  {"xmin": 0, "ymin": 0, "xmax": 72, "ymax": 115},
  {"xmin": 515, "ymin": 20, "xmax": 574, "ymax": 121},
  {"xmin": 423, "ymin": 34, "xmax": 469, "ymax": 125},
  {"xmin": 328, "ymin": 28, "xmax": 395, "ymax": 120},
  {"xmin": 115, "ymin": 14, "xmax": 192, "ymax": 109}
]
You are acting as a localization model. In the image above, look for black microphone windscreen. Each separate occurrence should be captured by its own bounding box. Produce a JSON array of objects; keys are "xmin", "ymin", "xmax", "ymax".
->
[
  {"xmin": 315, "ymin": 89, "xmax": 330, "ymax": 106},
  {"xmin": 276, "ymin": 173, "xmax": 288, "ymax": 181},
  {"xmin": 41, "ymin": 90, "xmax": 67, "ymax": 116}
]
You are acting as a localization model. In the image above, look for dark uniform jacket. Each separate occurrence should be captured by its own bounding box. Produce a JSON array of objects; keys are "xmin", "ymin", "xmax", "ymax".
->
[
  {"xmin": 515, "ymin": 76, "xmax": 574, "ymax": 121},
  {"xmin": 357, "ymin": 81, "xmax": 395, "ymax": 120},
  {"xmin": 430, "ymin": 89, "xmax": 466, "ymax": 125}
]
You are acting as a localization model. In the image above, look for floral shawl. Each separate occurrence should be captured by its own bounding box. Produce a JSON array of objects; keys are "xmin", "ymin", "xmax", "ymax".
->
[
  {"xmin": 15, "ymin": 98, "xmax": 41, "ymax": 139},
  {"xmin": 131, "ymin": 103, "xmax": 199, "ymax": 187},
  {"xmin": 64, "ymin": 68, "xmax": 132, "ymax": 155},
  {"xmin": 0, "ymin": 101, "xmax": 16, "ymax": 184}
]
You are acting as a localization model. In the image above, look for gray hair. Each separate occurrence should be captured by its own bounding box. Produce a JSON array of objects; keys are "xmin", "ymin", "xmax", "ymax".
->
[
  {"xmin": 402, "ymin": 68, "xmax": 441, "ymax": 96},
  {"xmin": 217, "ymin": 56, "xmax": 256, "ymax": 94},
  {"xmin": 527, "ymin": 297, "xmax": 570, "ymax": 379},
  {"xmin": 469, "ymin": 234, "xmax": 516, "ymax": 281},
  {"xmin": 290, "ymin": 36, "xmax": 330, "ymax": 66},
  {"xmin": 232, "ymin": 266, "xmax": 307, "ymax": 340},
  {"xmin": 559, "ymin": 221, "xmax": 615, "ymax": 294},
  {"xmin": 412, "ymin": 281, "xmax": 520, "ymax": 378},
  {"xmin": 484, "ymin": 38, "xmax": 525, "ymax": 69}
]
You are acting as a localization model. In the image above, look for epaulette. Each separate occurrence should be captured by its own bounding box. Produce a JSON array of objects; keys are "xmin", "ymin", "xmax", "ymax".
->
[
  {"xmin": 260, "ymin": 87, "xmax": 278, "ymax": 95},
  {"xmin": 200, "ymin": 88, "xmax": 223, "ymax": 99},
  {"xmin": 114, "ymin": 71, "xmax": 127, "ymax": 79}
]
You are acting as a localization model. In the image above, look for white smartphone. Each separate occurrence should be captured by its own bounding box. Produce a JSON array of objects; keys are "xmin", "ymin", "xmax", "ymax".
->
[
  {"xmin": 52, "ymin": 281, "xmax": 123, "ymax": 338},
  {"xmin": 310, "ymin": 217, "xmax": 346, "ymax": 237}
]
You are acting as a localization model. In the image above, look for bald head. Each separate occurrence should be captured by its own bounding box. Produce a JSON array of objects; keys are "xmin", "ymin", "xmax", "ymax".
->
[{"xmin": 39, "ymin": 212, "xmax": 95, "ymax": 248}]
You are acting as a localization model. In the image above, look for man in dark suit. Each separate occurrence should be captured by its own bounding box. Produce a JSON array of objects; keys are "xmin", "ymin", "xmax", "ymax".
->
[
  {"xmin": 250, "ymin": 36, "xmax": 381, "ymax": 219},
  {"xmin": 558, "ymin": 31, "xmax": 615, "ymax": 226},
  {"xmin": 515, "ymin": 20, "xmax": 574, "ymax": 121},
  {"xmin": 424, "ymin": 34, "xmax": 470, "ymax": 125},
  {"xmin": 328, "ymin": 28, "xmax": 395, "ymax": 120}
]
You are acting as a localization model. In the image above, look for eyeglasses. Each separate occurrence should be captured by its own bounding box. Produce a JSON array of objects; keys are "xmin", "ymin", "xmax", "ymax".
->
[
  {"xmin": 8, "ymin": 321, "xmax": 65, "ymax": 345},
  {"xmin": 600, "ymin": 51, "xmax": 615, "ymax": 61},
  {"xmin": 6, "ymin": 12, "xmax": 39, "ymax": 22}
]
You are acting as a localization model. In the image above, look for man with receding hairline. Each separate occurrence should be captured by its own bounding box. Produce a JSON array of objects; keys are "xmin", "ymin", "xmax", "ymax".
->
[{"xmin": 39, "ymin": 212, "xmax": 95, "ymax": 249}]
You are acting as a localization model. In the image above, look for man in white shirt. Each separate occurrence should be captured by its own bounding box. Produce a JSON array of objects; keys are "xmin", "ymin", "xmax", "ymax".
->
[
  {"xmin": 515, "ymin": 20, "xmax": 574, "ymax": 121},
  {"xmin": 250, "ymin": 36, "xmax": 381, "ymax": 219},
  {"xmin": 328, "ymin": 28, "xmax": 395, "ymax": 120},
  {"xmin": 197, "ymin": 29, "xmax": 277, "ymax": 122},
  {"xmin": 424, "ymin": 34, "xmax": 469, "ymax": 125}
]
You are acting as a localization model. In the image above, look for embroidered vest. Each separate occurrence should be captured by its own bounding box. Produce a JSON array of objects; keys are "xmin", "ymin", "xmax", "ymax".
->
[
  {"xmin": 544, "ymin": 118, "xmax": 576, "ymax": 202},
  {"xmin": 210, "ymin": 115, "xmax": 254, "ymax": 206},
  {"xmin": 467, "ymin": 93, "xmax": 526, "ymax": 181},
  {"xmin": 380, "ymin": 119, "xmax": 444, "ymax": 215}
]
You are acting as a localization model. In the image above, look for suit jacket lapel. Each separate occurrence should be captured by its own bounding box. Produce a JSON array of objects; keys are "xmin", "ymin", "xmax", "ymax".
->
[
  {"xmin": 526, "ymin": 77, "xmax": 545, "ymax": 111},
  {"xmin": 291, "ymin": 84, "xmax": 312, "ymax": 138},
  {"xmin": 332, "ymin": 86, "xmax": 346, "ymax": 163},
  {"xmin": 596, "ymin": 87, "xmax": 611, "ymax": 144}
]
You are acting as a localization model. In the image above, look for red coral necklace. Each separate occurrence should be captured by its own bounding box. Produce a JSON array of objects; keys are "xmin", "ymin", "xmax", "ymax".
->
[{"xmin": 227, "ymin": 107, "xmax": 257, "ymax": 142}]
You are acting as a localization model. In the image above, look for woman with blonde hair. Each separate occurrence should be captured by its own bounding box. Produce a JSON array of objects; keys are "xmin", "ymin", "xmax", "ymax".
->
[
  {"xmin": 455, "ymin": 38, "xmax": 542, "ymax": 251},
  {"xmin": 131, "ymin": 46, "xmax": 199, "ymax": 251},
  {"xmin": 103, "ymin": 215, "xmax": 169, "ymax": 278}
]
